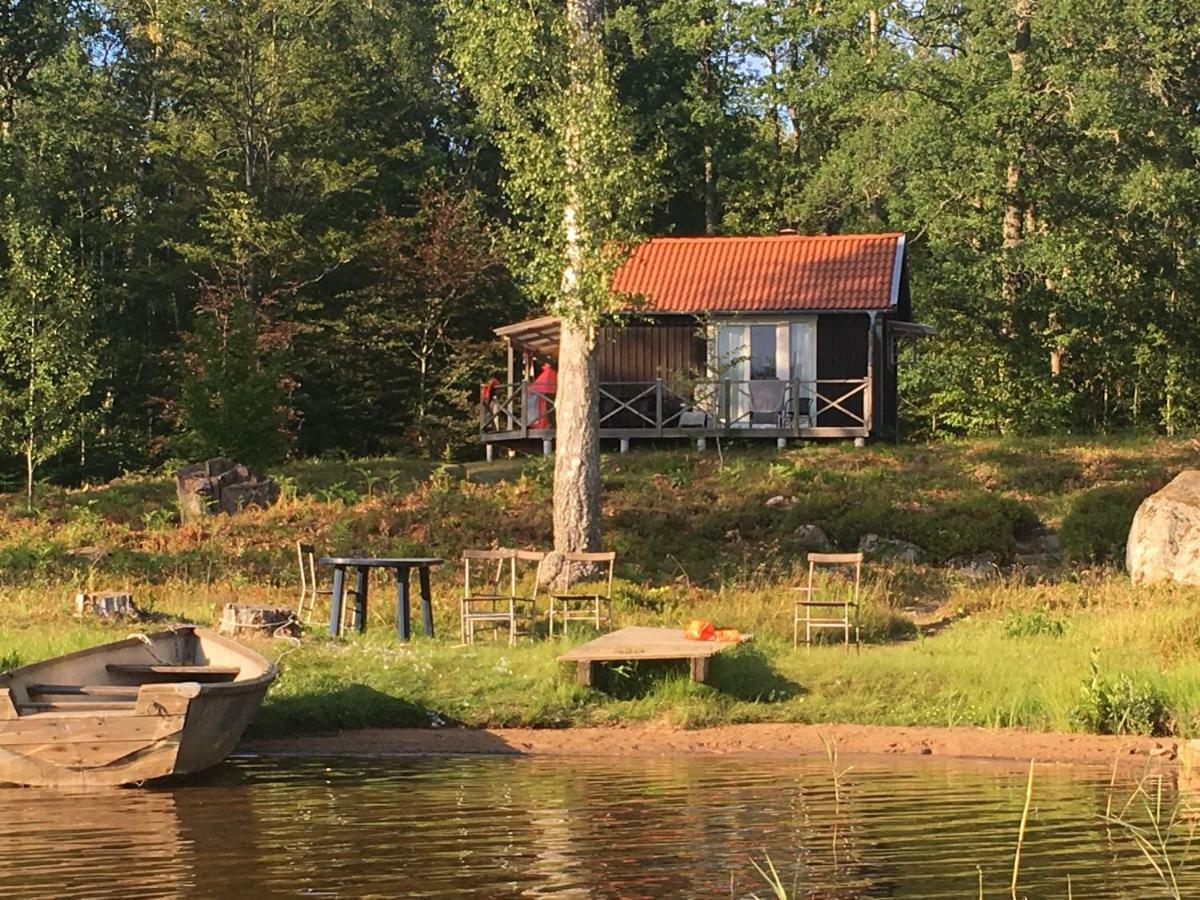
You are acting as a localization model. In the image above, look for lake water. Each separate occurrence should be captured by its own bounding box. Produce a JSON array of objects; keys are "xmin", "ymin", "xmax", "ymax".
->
[{"xmin": 0, "ymin": 754, "xmax": 1192, "ymax": 898}]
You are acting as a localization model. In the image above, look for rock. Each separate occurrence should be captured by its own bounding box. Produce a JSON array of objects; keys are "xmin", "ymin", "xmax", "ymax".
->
[
  {"xmin": 1016, "ymin": 529, "xmax": 1060, "ymax": 557},
  {"xmin": 76, "ymin": 591, "xmax": 143, "ymax": 620},
  {"xmin": 947, "ymin": 552, "xmax": 999, "ymax": 580},
  {"xmin": 176, "ymin": 458, "xmax": 280, "ymax": 523},
  {"xmin": 765, "ymin": 495, "xmax": 789, "ymax": 509},
  {"xmin": 67, "ymin": 545, "xmax": 109, "ymax": 565},
  {"xmin": 794, "ymin": 524, "xmax": 829, "ymax": 548},
  {"xmin": 859, "ymin": 533, "xmax": 923, "ymax": 563},
  {"xmin": 1127, "ymin": 472, "xmax": 1200, "ymax": 584},
  {"xmin": 217, "ymin": 603, "xmax": 298, "ymax": 638}
]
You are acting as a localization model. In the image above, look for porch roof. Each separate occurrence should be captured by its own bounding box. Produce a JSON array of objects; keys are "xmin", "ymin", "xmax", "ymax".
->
[{"xmin": 494, "ymin": 314, "xmax": 561, "ymax": 358}]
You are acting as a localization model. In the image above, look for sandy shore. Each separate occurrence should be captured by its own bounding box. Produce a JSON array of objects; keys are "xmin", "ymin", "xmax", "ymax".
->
[{"xmin": 242, "ymin": 722, "xmax": 1180, "ymax": 769}]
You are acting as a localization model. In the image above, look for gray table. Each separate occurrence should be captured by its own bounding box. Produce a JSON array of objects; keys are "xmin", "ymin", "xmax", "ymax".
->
[{"xmin": 319, "ymin": 557, "xmax": 444, "ymax": 641}]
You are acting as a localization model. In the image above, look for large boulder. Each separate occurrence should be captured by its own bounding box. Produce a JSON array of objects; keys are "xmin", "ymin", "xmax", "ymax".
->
[
  {"xmin": 859, "ymin": 533, "xmax": 923, "ymax": 563},
  {"xmin": 176, "ymin": 458, "xmax": 280, "ymax": 523},
  {"xmin": 1127, "ymin": 471, "xmax": 1200, "ymax": 584}
]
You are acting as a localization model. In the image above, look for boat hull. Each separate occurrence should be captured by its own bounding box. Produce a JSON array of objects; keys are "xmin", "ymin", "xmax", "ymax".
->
[{"xmin": 0, "ymin": 628, "xmax": 276, "ymax": 788}]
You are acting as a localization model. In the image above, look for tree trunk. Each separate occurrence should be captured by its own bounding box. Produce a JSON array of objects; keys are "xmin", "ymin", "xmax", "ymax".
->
[
  {"xmin": 25, "ymin": 439, "xmax": 34, "ymax": 510},
  {"xmin": 704, "ymin": 142, "xmax": 717, "ymax": 235},
  {"xmin": 1001, "ymin": 0, "xmax": 1032, "ymax": 325},
  {"xmin": 553, "ymin": 319, "xmax": 602, "ymax": 551},
  {"xmin": 552, "ymin": 0, "xmax": 605, "ymax": 553}
]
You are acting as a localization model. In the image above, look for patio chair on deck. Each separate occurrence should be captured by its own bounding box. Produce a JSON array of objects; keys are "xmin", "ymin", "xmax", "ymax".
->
[
  {"xmin": 461, "ymin": 549, "xmax": 544, "ymax": 645},
  {"xmin": 793, "ymin": 552, "xmax": 862, "ymax": 651},
  {"xmin": 748, "ymin": 379, "xmax": 788, "ymax": 427},
  {"xmin": 296, "ymin": 541, "xmax": 359, "ymax": 631},
  {"xmin": 548, "ymin": 551, "xmax": 616, "ymax": 637}
]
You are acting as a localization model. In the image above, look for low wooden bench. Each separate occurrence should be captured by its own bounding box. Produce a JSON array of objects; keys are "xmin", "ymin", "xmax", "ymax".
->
[{"xmin": 558, "ymin": 626, "xmax": 749, "ymax": 687}]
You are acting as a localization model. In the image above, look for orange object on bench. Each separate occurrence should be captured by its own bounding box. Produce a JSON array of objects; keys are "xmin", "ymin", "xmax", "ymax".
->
[{"xmin": 683, "ymin": 619, "xmax": 715, "ymax": 641}]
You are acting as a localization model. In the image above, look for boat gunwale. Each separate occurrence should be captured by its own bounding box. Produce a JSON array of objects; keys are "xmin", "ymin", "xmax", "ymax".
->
[{"xmin": 0, "ymin": 627, "xmax": 279, "ymax": 714}]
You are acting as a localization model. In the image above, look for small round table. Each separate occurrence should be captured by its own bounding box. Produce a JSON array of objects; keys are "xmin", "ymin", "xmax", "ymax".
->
[{"xmin": 318, "ymin": 557, "xmax": 444, "ymax": 641}]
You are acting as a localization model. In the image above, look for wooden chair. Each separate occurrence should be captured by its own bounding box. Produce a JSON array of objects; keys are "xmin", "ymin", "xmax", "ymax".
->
[
  {"xmin": 794, "ymin": 552, "xmax": 862, "ymax": 650},
  {"xmin": 461, "ymin": 549, "xmax": 543, "ymax": 645},
  {"xmin": 296, "ymin": 542, "xmax": 358, "ymax": 631},
  {"xmin": 548, "ymin": 551, "xmax": 616, "ymax": 637}
]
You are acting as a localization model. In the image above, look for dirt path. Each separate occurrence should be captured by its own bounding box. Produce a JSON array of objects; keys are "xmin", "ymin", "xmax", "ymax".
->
[{"xmin": 243, "ymin": 722, "xmax": 1180, "ymax": 769}]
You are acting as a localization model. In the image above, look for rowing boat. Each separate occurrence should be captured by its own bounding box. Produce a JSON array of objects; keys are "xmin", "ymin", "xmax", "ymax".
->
[{"xmin": 0, "ymin": 626, "xmax": 277, "ymax": 788}]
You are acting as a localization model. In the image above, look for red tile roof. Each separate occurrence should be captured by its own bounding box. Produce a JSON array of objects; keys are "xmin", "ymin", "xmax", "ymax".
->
[{"xmin": 611, "ymin": 233, "xmax": 905, "ymax": 313}]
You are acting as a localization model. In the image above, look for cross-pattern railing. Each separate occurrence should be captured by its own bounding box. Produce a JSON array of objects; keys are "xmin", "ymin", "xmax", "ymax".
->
[{"xmin": 481, "ymin": 378, "xmax": 870, "ymax": 439}]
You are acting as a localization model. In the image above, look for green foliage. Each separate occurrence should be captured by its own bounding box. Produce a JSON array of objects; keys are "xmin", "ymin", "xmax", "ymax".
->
[
  {"xmin": 1072, "ymin": 653, "xmax": 1172, "ymax": 737},
  {"xmin": 1004, "ymin": 608, "xmax": 1067, "ymax": 639},
  {"xmin": 175, "ymin": 298, "xmax": 288, "ymax": 467},
  {"xmin": 824, "ymin": 491, "xmax": 1038, "ymax": 562},
  {"xmin": 0, "ymin": 207, "xmax": 99, "ymax": 503},
  {"xmin": 1060, "ymin": 484, "xmax": 1154, "ymax": 566},
  {"xmin": 442, "ymin": 0, "xmax": 658, "ymax": 322}
]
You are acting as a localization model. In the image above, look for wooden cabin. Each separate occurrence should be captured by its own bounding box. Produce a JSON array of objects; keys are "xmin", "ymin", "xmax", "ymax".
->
[{"xmin": 481, "ymin": 232, "xmax": 934, "ymax": 452}]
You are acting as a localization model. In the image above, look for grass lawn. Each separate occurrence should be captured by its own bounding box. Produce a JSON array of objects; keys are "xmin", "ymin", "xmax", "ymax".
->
[{"xmin": 1, "ymin": 436, "xmax": 1199, "ymax": 740}]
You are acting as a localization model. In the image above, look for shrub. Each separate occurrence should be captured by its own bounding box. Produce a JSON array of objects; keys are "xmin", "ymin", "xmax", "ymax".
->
[
  {"xmin": 1071, "ymin": 653, "xmax": 1172, "ymax": 736},
  {"xmin": 1059, "ymin": 483, "xmax": 1157, "ymax": 566},
  {"xmin": 1003, "ymin": 607, "xmax": 1067, "ymax": 638},
  {"xmin": 824, "ymin": 491, "xmax": 1039, "ymax": 562}
]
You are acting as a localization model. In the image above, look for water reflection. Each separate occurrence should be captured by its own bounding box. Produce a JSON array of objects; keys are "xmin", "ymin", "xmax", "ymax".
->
[{"xmin": 0, "ymin": 754, "xmax": 1190, "ymax": 898}]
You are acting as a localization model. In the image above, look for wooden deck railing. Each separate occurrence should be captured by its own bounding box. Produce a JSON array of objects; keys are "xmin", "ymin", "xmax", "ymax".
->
[{"xmin": 482, "ymin": 378, "xmax": 871, "ymax": 440}]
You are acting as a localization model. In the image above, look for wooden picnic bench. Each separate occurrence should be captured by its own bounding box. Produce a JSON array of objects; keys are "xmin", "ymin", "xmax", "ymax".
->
[{"xmin": 557, "ymin": 625, "xmax": 749, "ymax": 687}]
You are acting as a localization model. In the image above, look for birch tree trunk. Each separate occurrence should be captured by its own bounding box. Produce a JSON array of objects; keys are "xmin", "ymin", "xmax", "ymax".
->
[
  {"xmin": 1001, "ymin": 0, "xmax": 1031, "ymax": 325},
  {"xmin": 553, "ymin": 318, "xmax": 602, "ymax": 550},
  {"xmin": 553, "ymin": 0, "xmax": 605, "ymax": 552}
]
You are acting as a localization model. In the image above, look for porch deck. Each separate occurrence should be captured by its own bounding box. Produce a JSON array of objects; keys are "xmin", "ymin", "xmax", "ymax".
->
[{"xmin": 480, "ymin": 378, "xmax": 872, "ymax": 444}]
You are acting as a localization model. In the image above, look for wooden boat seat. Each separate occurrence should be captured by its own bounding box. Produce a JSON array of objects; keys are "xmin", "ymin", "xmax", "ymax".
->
[
  {"xmin": 105, "ymin": 664, "xmax": 240, "ymax": 682},
  {"xmin": 28, "ymin": 684, "xmax": 141, "ymax": 698},
  {"xmin": 18, "ymin": 700, "xmax": 138, "ymax": 713}
]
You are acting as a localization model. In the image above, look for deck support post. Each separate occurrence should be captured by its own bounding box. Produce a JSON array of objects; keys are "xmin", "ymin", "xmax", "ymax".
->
[
  {"xmin": 696, "ymin": 437, "xmax": 706, "ymax": 452},
  {"xmin": 854, "ymin": 437, "xmax": 866, "ymax": 448},
  {"xmin": 542, "ymin": 439, "xmax": 554, "ymax": 456},
  {"xmin": 689, "ymin": 656, "xmax": 710, "ymax": 683},
  {"xmin": 776, "ymin": 438, "xmax": 787, "ymax": 450},
  {"xmin": 485, "ymin": 443, "xmax": 494, "ymax": 462},
  {"xmin": 619, "ymin": 438, "xmax": 630, "ymax": 454}
]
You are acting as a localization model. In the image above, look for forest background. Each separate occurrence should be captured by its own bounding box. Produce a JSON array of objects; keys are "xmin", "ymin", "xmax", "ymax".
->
[{"xmin": 1, "ymin": 0, "xmax": 1197, "ymax": 492}]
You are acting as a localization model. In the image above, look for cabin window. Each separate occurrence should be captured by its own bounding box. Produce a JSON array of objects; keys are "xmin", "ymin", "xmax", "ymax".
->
[{"xmin": 750, "ymin": 325, "xmax": 777, "ymax": 380}]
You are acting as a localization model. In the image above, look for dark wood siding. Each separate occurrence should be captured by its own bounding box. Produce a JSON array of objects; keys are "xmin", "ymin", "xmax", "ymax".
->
[
  {"xmin": 816, "ymin": 314, "xmax": 869, "ymax": 427},
  {"xmin": 596, "ymin": 319, "xmax": 705, "ymax": 382}
]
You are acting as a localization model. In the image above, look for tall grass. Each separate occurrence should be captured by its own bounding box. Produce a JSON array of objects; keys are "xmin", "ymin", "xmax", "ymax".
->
[{"xmin": 3, "ymin": 437, "xmax": 1200, "ymax": 738}]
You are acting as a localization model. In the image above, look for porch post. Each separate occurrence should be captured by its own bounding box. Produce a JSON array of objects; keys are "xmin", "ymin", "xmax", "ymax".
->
[
  {"xmin": 864, "ymin": 313, "xmax": 876, "ymax": 436},
  {"xmin": 655, "ymin": 378, "xmax": 663, "ymax": 437},
  {"xmin": 521, "ymin": 381, "xmax": 530, "ymax": 439}
]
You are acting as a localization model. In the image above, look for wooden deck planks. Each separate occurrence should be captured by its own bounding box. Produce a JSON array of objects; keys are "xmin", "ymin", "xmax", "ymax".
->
[{"xmin": 558, "ymin": 626, "xmax": 746, "ymax": 686}]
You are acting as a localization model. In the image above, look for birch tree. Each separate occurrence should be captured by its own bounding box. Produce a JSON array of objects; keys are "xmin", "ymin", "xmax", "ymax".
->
[
  {"xmin": 0, "ymin": 210, "xmax": 97, "ymax": 506},
  {"xmin": 444, "ymin": 0, "xmax": 656, "ymax": 551}
]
